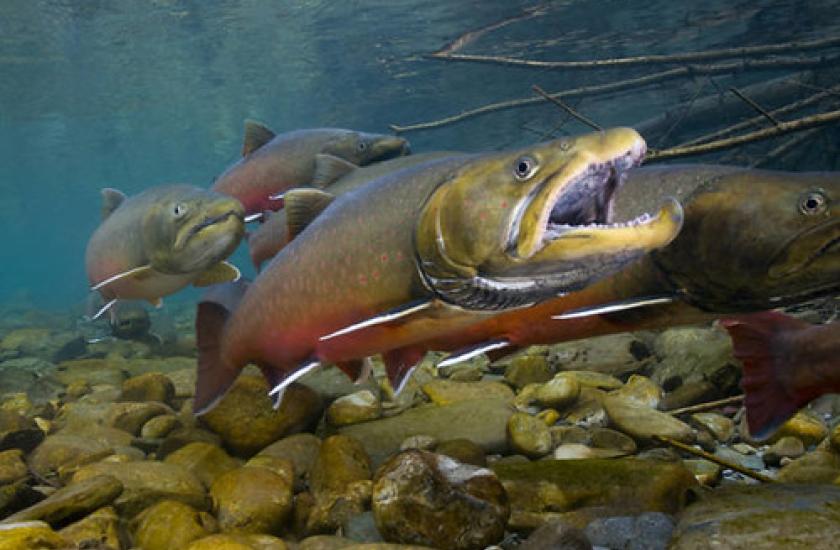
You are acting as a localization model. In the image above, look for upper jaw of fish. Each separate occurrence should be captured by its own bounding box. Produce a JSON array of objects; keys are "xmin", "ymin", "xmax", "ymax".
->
[{"xmin": 186, "ymin": 209, "xmax": 245, "ymax": 240}]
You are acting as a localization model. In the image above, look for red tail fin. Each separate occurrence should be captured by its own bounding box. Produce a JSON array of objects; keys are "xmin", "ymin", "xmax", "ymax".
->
[
  {"xmin": 720, "ymin": 311, "xmax": 810, "ymax": 440},
  {"xmin": 194, "ymin": 280, "xmax": 250, "ymax": 416}
]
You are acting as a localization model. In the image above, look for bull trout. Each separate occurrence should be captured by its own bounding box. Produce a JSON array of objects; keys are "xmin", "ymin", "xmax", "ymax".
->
[
  {"xmin": 722, "ymin": 312, "xmax": 840, "ymax": 440},
  {"xmin": 195, "ymin": 128, "xmax": 683, "ymax": 413},
  {"xmin": 370, "ymin": 165, "xmax": 840, "ymax": 387},
  {"xmin": 211, "ymin": 120, "xmax": 410, "ymax": 216},
  {"xmin": 247, "ymin": 152, "xmax": 462, "ymax": 270},
  {"xmin": 85, "ymin": 185, "xmax": 245, "ymax": 319}
]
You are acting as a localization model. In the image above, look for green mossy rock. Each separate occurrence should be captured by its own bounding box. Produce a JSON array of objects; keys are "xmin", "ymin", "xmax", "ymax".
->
[
  {"xmin": 164, "ymin": 441, "xmax": 241, "ymax": 489},
  {"xmin": 58, "ymin": 506, "xmax": 121, "ymax": 549},
  {"xmin": 257, "ymin": 433, "xmax": 321, "ymax": 492},
  {"xmin": 119, "ymin": 372, "xmax": 176, "ymax": 405},
  {"xmin": 0, "ymin": 521, "xmax": 69, "ymax": 549},
  {"xmin": 421, "ymin": 380, "xmax": 514, "ymax": 406},
  {"xmin": 132, "ymin": 499, "xmax": 218, "ymax": 550},
  {"xmin": 1, "ymin": 474, "xmax": 122, "ymax": 526},
  {"xmin": 210, "ymin": 466, "xmax": 293, "ymax": 535}
]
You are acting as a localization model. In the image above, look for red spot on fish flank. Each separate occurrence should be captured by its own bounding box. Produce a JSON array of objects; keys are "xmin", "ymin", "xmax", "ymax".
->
[
  {"xmin": 479, "ymin": 210, "xmax": 488, "ymax": 221},
  {"xmin": 358, "ymin": 274, "xmax": 368, "ymax": 286},
  {"xmin": 371, "ymin": 269, "xmax": 381, "ymax": 281},
  {"xmin": 395, "ymin": 251, "xmax": 404, "ymax": 261},
  {"xmin": 501, "ymin": 200, "xmax": 508, "ymax": 209},
  {"xmin": 380, "ymin": 253, "xmax": 389, "ymax": 264}
]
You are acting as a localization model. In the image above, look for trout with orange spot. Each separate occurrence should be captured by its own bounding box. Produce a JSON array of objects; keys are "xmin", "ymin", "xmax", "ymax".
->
[{"xmin": 194, "ymin": 129, "xmax": 682, "ymax": 413}]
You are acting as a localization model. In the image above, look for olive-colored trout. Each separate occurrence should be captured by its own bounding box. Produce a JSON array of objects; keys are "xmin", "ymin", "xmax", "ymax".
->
[
  {"xmin": 195, "ymin": 129, "xmax": 683, "ymax": 413},
  {"xmin": 211, "ymin": 120, "xmax": 410, "ymax": 216},
  {"xmin": 85, "ymin": 185, "xmax": 245, "ymax": 319}
]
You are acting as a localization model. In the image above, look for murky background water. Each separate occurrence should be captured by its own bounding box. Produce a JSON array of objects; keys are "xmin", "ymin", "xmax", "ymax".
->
[{"xmin": 1, "ymin": 0, "xmax": 838, "ymax": 308}]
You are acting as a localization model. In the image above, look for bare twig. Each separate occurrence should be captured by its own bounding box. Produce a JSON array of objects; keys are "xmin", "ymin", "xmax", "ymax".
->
[
  {"xmin": 433, "ymin": 6, "xmax": 546, "ymax": 56},
  {"xmin": 655, "ymin": 77, "xmax": 711, "ymax": 148},
  {"xmin": 532, "ymin": 85, "xmax": 602, "ymax": 131},
  {"xmin": 430, "ymin": 35, "xmax": 840, "ymax": 69},
  {"xmin": 646, "ymin": 108, "xmax": 840, "ymax": 162},
  {"xmin": 729, "ymin": 87, "xmax": 781, "ymax": 126},
  {"xmin": 390, "ymin": 56, "xmax": 838, "ymax": 133},
  {"xmin": 749, "ymin": 128, "xmax": 823, "ymax": 167},
  {"xmin": 653, "ymin": 435, "xmax": 775, "ymax": 483},
  {"xmin": 678, "ymin": 86, "xmax": 840, "ymax": 147},
  {"xmin": 667, "ymin": 395, "xmax": 744, "ymax": 416}
]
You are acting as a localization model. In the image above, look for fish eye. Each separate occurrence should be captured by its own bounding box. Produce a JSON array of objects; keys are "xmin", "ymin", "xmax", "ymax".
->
[
  {"xmin": 357, "ymin": 141, "xmax": 368, "ymax": 152},
  {"xmin": 513, "ymin": 156, "xmax": 538, "ymax": 180},
  {"xmin": 173, "ymin": 203, "xmax": 187, "ymax": 217},
  {"xmin": 798, "ymin": 190, "xmax": 828, "ymax": 216}
]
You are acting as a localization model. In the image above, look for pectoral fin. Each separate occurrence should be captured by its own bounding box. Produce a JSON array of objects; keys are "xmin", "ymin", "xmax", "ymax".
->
[
  {"xmin": 436, "ymin": 339, "xmax": 511, "ymax": 368},
  {"xmin": 242, "ymin": 119, "xmax": 276, "ymax": 156},
  {"xmin": 193, "ymin": 261, "xmax": 242, "ymax": 287},
  {"xmin": 312, "ymin": 154, "xmax": 358, "ymax": 187},
  {"xmin": 285, "ymin": 188, "xmax": 336, "ymax": 239},
  {"xmin": 319, "ymin": 299, "xmax": 435, "ymax": 342},
  {"xmin": 91, "ymin": 265, "xmax": 154, "ymax": 292},
  {"xmin": 552, "ymin": 295, "xmax": 676, "ymax": 320}
]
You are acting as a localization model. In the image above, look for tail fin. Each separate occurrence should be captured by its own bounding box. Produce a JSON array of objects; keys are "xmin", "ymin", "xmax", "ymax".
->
[
  {"xmin": 194, "ymin": 280, "xmax": 250, "ymax": 416},
  {"xmin": 720, "ymin": 311, "xmax": 809, "ymax": 440}
]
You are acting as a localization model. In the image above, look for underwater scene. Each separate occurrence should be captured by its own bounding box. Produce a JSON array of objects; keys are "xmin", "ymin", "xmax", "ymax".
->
[{"xmin": 1, "ymin": 0, "xmax": 840, "ymax": 548}]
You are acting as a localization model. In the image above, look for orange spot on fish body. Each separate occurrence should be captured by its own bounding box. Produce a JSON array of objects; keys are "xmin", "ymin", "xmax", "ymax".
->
[
  {"xmin": 501, "ymin": 200, "xmax": 508, "ymax": 208},
  {"xmin": 380, "ymin": 253, "xmax": 389, "ymax": 264},
  {"xmin": 358, "ymin": 274, "xmax": 368, "ymax": 286},
  {"xmin": 371, "ymin": 269, "xmax": 381, "ymax": 281}
]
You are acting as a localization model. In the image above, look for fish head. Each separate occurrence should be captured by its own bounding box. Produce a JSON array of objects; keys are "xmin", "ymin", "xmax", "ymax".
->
[
  {"xmin": 415, "ymin": 128, "xmax": 684, "ymax": 310},
  {"xmin": 652, "ymin": 170, "xmax": 840, "ymax": 310},
  {"xmin": 143, "ymin": 185, "xmax": 246, "ymax": 274},
  {"xmin": 109, "ymin": 301, "xmax": 151, "ymax": 339},
  {"xmin": 322, "ymin": 131, "xmax": 411, "ymax": 165}
]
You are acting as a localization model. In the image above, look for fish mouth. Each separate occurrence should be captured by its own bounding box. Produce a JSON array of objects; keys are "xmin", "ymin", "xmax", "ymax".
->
[
  {"xmin": 187, "ymin": 209, "xmax": 244, "ymax": 239},
  {"xmin": 369, "ymin": 136, "xmax": 411, "ymax": 162},
  {"xmin": 768, "ymin": 218, "xmax": 840, "ymax": 280}
]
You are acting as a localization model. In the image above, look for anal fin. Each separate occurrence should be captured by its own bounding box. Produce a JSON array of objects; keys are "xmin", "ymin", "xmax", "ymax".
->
[
  {"xmin": 436, "ymin": 339, "xmax": 511, "ymax": 369},
  {"xmin": 383, "ymin": 347, "xmax": 427, "ymax": 396}
]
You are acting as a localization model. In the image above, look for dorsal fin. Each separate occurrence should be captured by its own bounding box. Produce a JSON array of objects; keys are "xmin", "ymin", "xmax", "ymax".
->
[
  {"xmin": 284, "ymin": 188, "xmax": 336, "ymax": 239},
  {"xmin": 242, "ymin": 119, "xmax": 276, "ymax": 156},
  {"xmin": 101, "ymin": 188, "xmax": 126, "ymax": 220},
  {"xmin": 312, "ymin": 154, "xmax": 358, "ymax": 187}
]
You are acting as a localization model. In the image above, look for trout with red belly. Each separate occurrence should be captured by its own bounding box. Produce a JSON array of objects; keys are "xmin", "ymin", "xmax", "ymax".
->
[
  {"xmin": 359, "ymin": 165, "xmax": 840, "ymax": 388},
  {"xmin": 211, "ymin": 120, "xmax": 410, "ymax": 217},
  {"xmin": 195, "ymin": 128, "xmax": 684, "ymax": 413}
]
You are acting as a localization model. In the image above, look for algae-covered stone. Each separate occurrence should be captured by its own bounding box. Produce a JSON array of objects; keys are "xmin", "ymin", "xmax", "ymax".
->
[
  {"xmin": 104, "ymin": 401, "xmax": 172, "ymax": 435},
  {"xmin": 0, "ymin": 450, "xmax": 27, "ymax": 485},
  {"xmin": 777, "ymin": 450, "xmax": 840, "ymax": 483},
  {"xmin": 0, "ymin": 394, "xmax": 33, "ymax": 418},
  {"xmin": 257, "ymin": 433, "xmax": 321, "ymax": 492},
  {"xmin": 435, "ymin": 438, "xmax": 486, "ymax": 467},
  {"xmin": 372, "ymin": 450, "xmax": 508, "ymax": 550},
  {"xmin": 651, "ymin": 326, "xmax": 737, "ymax": 392},
  {"xmin": 71, "ymin": 460, "xmax": 207, "ymax": 517},
  {"xmin": 561, "ymin": 371, "xmax": 623, "ymax": 391},
  {"xmin": 298, "ymin": 535, "xmax": 357, "ymax": 550},
  {"xmin": 830, "ymin": 422, "xmax": 840, "ymax": 454},
  {"xmin": 770, "ymin": 409, "xmax": 828, "ymax": 447},
  {"xmin": 305, "ymin": 479, "xmax": 372, "ymax": 535},
  {"xmin": 584, "ymin": 512, "xmax": 674, "ymax": 550},
  {"xmin": 0, "ymin": 410, "xmax": 44, "ymax": 453},
  {"xmin": 495, "ymin": 458, "xmax": 697, "ymax": 517},
  {"xmin": 54, "ymin": 358, "xmax": 126, "ymax": 387},
  {"xmin": 507, "ymin": 412, "xmax": 553, "ymax": 458},
  {"xmin": 604, "ymin": 395, "xmax": 694, "ymax": 443},
  {"xmin": 764, "ymin": 436, "xmax": 805, "ymax": 466},
  {"xmin": 338, "ymin": 398, "xmax": 513, "ymax": 466},
  {"xmin": 185, "ymin": 533, "xmax": 289, "ymax": 549},
  {"xmin": 158, "ymin": 427, "xmax": 222, "ymax": 459},
  {"xmin": 120, "ymin": 372, "xmax": 176, "ymax": 405},
  {"xmin": 141, "ymin": 414, "xmax": 180, "ymax": 439},
  {"xmin": 326, "ymin": 390, "xmax": 381, "ymax": 427},
  {"xmin": 518, "ymin": 519, "xmax": 592, "ymax": 550},
  {"xmin": 421, "ymin": 380, "xmax": 513, "ymax": 406},
  {"xmin": 310, "ymin": 435, "xmax": 371, "ymax": 496},
  {"xmin": 682, "ymin": 459, "xmax": 721, "ymax": 486},
  {"xmin": 27, "ymin": 434, "xmax": 114, "ymax": 481},
  {"xmin": 200, "ymin": 375, "xmax": 323, "ymax": 456},
  {"xmin": 668, "ymin": 484, "xmax": 840, "ymax": 549},
  {"xmin": 609, "ymin": 375, "xmax": 662, "ymax": 409},
  {"xmin": 0, "ymin": 521, "xmax": 69, "ymax": 549},
  {"xmin": 553, "ymin": 444, "xmax": 625, "ymax": 460},
  {"xmin": 2, "ymin": 474, "xmax": 122, "ymax": 525},
  {"xmin": 399, "ymin": 435, "xmax": 437, "ymax": 452},
  {"xmin": 132, "ymin": 499, "xmax": 218, "ymax": 550},
  {"xmin": 548, "ymin": 332, "xmax": 650, "ymax": 379},
  {"xmin": 503, "ymin": 354, "xmax": 553, "ymax": 388},
  {"xmin": 533, "ymin": 374, "xmax": 580, "ymax": 410},
  {"xmin": 659, "ymin": 381, "xmax": 719, "ymax": 412},
  {"xmin": 689, "ymin": 412, "xmax": 734, "ymax": 442},
  {"xmin": 165, "ymin": 441, "xmax": 241, "ymax": 489},
  {"xmin": 589, "ymin": 427, "xmax": 637, "ymax": 454},
  {"xmin": 562, "ymin": 388, "xmax": 609, "ymax": 428},
  {"xmin": 59, "ymin": 505, "xmax": 121, "ymax": 549},
  {"xmin": 210, "ymin": 466, "xmax": 293, "ymax": 535}
]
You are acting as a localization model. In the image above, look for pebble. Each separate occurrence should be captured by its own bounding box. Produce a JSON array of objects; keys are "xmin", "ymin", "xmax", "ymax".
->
[
  {"xmin": 770, "ymin": 409, "xmax": 828, "ymax": 446},
  {"xmin": 503, "ymin": 354, "xmax": 553, "ymax": 388},
  {"xmin": 59, "ymin": 505, "xmax": 121, "ymax": 549},
  {"xmin": 763, "ymin": 436, "xmax": 805, "ymax": 466},
  {"xmin": 119, "ymin": 372, "xmax": 176, "ymax": 404},
  {"xmin": 584, "ymin": 512, "xmax": 675, "ymax": 550},
  {"xmin": 609, "ymin": 375, "xmax": 662, "ymax": 409},
  {"xmin": 517, "ymin": 519, "xmax": 592, "ymax": 550},
  {"xmin": 0, "ymin": 449, "xmax": 28, "ymax": 485},
  {"xmin": 603, "ymin": 395, "xmax": 694, "ymax": 443},
  {"xmin": 256, "ymin": 433, "xmax": 322, "ymax": 492},
  {"xmin": 682, "ymin": 459, "xmax": 722, "ymax": 486},
  {"xmin": 435, "ymin": 438, "xmax": 487, "ymax": 467},
  {"xmin": 0, "ymin": 520, "xmax": 69, "ymax": 549},
  {"xmin": 164, "ymin": 441, "xmax": 241, "ymax": 489},
  {"xmin": 326, "ymin": 390, "xmax": 381, "ymax": 426},
  {"xmin": 210, "ymin": 465, "xmax": 293, "ymax": 535},
  {"xmin": 421, "ymin": 380, "xmax": 513, "ymax": 406},
  {"xmin": 141, "ymin": 413, "xmax": 181, "ymax": 439},
  {"xmin": 372, "ymin": 450, "xmax": 508, "ymax": 550},
  {"xmin": 507, "ymin": 412, "xmax": 553, "ymax": 458},
  {"xmin": 689, "ymin": 412, "xmax": 734, "ymax": 442}
]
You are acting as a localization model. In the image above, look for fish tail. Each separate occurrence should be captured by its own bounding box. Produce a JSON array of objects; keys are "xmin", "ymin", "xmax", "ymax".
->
[
  {"xmin": 720, "ymin": 311, "xmax": 810, "ymax": 440},
  {"xmin": 194, "ymin": 280, "xmax": 250, "ymax": 416}
]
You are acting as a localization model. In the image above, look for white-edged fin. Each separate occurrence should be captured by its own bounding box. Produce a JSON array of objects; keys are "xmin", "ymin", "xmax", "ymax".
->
[
  {"xmin": 90, "ymin": 299, "xmax": 118, "ymax": 321},
  {"xmin": 436, "ymin": 339, "xmax": 511, "ymax": 369},
  {"xmin": 552, "ymin": 295, "xmax": 676, "ymax": 320},
  {"xmin": 355, "ymin": 358, "xmax": 375, "ymax": 385},
  {"xmin": 244, "ymin": 213, "xmax": 264, "ymax": 223},
  {"xmin": 319, "ymin": 300, "xmax": 433, "ymax": 342},
  {"xmin": 91, "ymin": 265, "xmax": 153, "ymax": 292},
  {"xmin": 268, "ymin": 192, "xmax": 285, "ymax": 201},
  {"xmin": 268, "ymin": 360, "xmax": 321, "ymax": 409},
  {"xmin": 394, "ymin": 364, "xmax": 419, "ymax": 396}
]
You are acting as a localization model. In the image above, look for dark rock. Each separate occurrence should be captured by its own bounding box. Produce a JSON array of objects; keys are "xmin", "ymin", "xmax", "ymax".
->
[
  {"xmin": 583, "ymin": 512, "xmax": 675, "ymax": 550},
  {"xmin": 372, "ymin": 450, "xmax": 508, "ymax": 550},
  {"xmin": 342, "ymin": 510, "xmax": 383, "ymax": 543},
  {"xmin": 0, "ymin": 410, "xmax": 44, "ymax": 453}
]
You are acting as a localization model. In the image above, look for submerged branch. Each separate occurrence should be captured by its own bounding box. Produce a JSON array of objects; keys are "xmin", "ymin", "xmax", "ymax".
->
[
  {"xmin": 653, "ymin": 435, "xmax": 775, "ymax": 483},
  {"xmin": 666, "ymin": 395, "xmax": 744, "ymax": 416},
  {"xmin": 750, "ymin": 128, "xmax": 823, "ymax": 167},
  {"xmin": 532, "ymin": 85, "xmax": 602, "ymax": 131},
  {"xmin": 646, "ymin": 108, "xmax": 840, "ymax": 162},
  {"xmin": 390, "ymin": 55, "xmax": 837, "ymax": 133},
  {"xmin": 433, "ymin": 6, "xmax": 546, "ymax": 56},
  {"xmin": 430, "ymin": 35, "xmax": 840, "ymax": 69},
  {"xmin": 728, "ymin": 87, "xmax": 781, "ymax": 126}
]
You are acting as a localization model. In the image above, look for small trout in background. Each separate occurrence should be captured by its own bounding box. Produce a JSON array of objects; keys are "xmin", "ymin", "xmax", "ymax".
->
[
  {"xmin": 211, "ymin": 120, "xmax": 410, "ymax": 217},
  {"xmin": 85, "ymin": 185, "xmax": 245, "ymax": 320},
  {"xmin": 722, "ymin": 311, "xmax": 840, "ymax": 440}
]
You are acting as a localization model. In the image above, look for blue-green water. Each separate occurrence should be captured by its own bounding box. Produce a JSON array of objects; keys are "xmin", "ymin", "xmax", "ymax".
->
[{"xmin": 1, "ymin": 0, "xmax": 838, "ymax": 309}]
